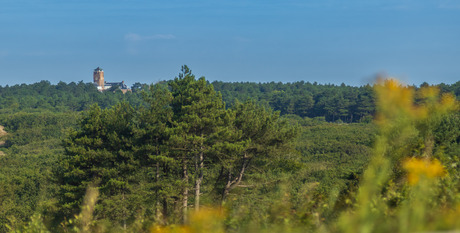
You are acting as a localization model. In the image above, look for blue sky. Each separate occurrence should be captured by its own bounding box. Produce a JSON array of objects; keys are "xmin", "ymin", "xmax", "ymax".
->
[{"xmin": 1, "ymin": 0, "xmax": 459, "ymax": 87}]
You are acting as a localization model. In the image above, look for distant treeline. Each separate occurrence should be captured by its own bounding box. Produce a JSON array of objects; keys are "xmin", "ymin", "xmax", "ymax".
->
[
  {"xmin": 213, "ymin": 80, "xmax": 460, "ymax": 122},
  {"xmin": 1, "ymin": 79, "xmax": 459, "ymax": 122},
  {"xmin": 0, "ymin": 81, "xmax": 145, "ymax": 113}
]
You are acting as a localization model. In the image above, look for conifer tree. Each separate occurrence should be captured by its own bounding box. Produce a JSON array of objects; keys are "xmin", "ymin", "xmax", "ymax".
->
[
  {"xmin": 169, "ymin": 65, "xmax": 226, "ymax": 219},
  {"xmin": 56, "ymin": 102, "xmax": 138, "ymax": 224},
  {"xmin": 215, "ymin": 100, "xmax": 299, "ymax": 202},
  {"xmin": 133, "ymin": 83, "xmax": 175, "ymax": 220}
]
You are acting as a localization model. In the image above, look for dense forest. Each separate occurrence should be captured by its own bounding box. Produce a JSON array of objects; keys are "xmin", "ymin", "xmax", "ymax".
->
[{"xmin": 0, "ymin": 67, "xmax": 459, "ymax": 232}]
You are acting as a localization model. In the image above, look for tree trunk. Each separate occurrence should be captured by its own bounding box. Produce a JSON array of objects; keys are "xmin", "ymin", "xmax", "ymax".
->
[
  {"xmin": 222, "ymin": 153, "xmax": 250, "ymax": 203},
  {"xmin": 162, "ymin": 198, "xmax": 168, "ymax": 222},
  {"xmin": 155, "ymin": 160, "xmax": 160, "ymax": 218},
  {"xmin": 182, "ymin": 156, "xmax": 188, "ymax": 223},
  {"xmin": 195, "ymin": 150, "xmax": 204, "ymax": 211},
  {"xmin": 161, "ymin": 163, "xmax": 169, "ymax": 223},
  {"xmin": 155, "ymin": 139, "xmax": 160, "ymax": 218},
  {"xmin": 123, "ymin": 190, "xmax": 126, "ymax": 230}
]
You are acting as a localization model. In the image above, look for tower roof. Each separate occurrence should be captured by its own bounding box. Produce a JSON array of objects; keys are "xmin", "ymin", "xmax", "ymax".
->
[{"xmin": 94, "ymin": 67, "xmax": 103, "ymax": 72}]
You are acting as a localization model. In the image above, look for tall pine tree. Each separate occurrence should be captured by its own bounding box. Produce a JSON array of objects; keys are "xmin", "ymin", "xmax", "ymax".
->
[{"xmin": 169, "ymin": 65, "xmax": 226, "ymax": 219}]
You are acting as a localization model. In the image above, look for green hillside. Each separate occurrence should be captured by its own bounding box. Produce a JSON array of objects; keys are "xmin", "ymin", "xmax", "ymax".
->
[{"xmin": 0, "ymin": 67, "xmax": 459, "ymax": 232}]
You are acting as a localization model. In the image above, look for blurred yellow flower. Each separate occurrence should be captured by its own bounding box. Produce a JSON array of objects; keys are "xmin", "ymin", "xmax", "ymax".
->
[
  {"xmin": 374, "ymin": 79, "xmax": 458, "ymax": 126},
  {"xmin": 374, "ymin": 79, "xmax": 416, "ymax": 124},
  {"xmin": 150, "ymin": 224, "xmax": 191, "ymax": 233},
  {"xmin": 439, "ymin": 93, "xmax": 458, "ymax": 113},
  {"xmin": 150, "ymin": 208, "xmax": 225, "ymax": 233},
  {"xmin": 403, "ymin": 158, "xmax": 446, "ymax": 185},
  {"xmin": 419, "ymin": 86, "xmax": 439, "ymax": 99}
]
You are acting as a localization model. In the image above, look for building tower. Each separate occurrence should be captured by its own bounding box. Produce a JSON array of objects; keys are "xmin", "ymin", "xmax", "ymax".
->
[{"xmin": 93, "ymin": 67, "xmax": 104, "ymax": 90}]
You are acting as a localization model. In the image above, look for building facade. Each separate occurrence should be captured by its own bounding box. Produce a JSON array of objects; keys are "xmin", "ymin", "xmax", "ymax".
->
[
  {"xmin": 93, "ymin": 67, "xmax": 105, "ymax": 91},
  {"xmin": 93, "ymin": 67, "xmax": 130, "ymax": 93}
]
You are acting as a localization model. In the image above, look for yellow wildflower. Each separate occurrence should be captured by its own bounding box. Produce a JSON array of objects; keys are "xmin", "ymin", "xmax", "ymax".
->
[
  {"xmin": 150, "ymin": 224, "xmax": 191, "ymax": 233},
  {"xmin": 374, "ymin": 79, "xmax": 416, "ymax": 124},
  {"xmin": 403, "ymin": 158, "xmax": 446, "ymax": 185},
  {"xmin": 419, "ymin": 85, "xmax": 440, "ymax": 100},
  {"xmin": 150, "ymin": 208, "xmax": 225, "ymax": 233},
  {"xmin": 439, "ymin": 93, "xmax": 458, "ymax": 113}
]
